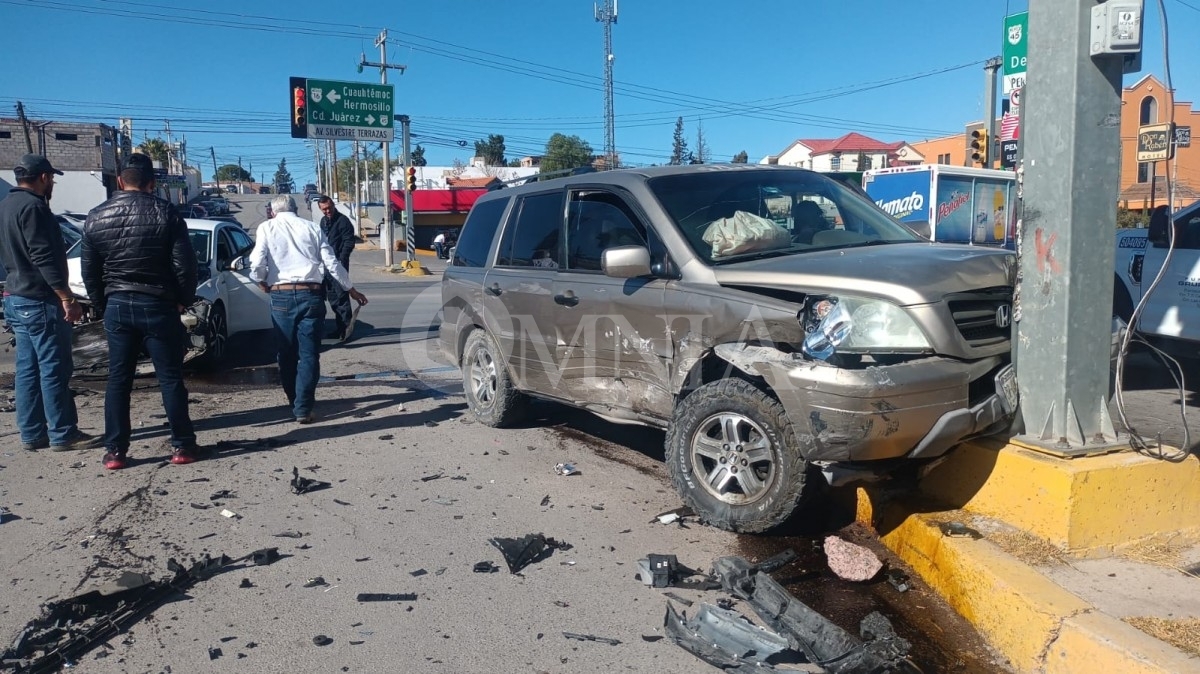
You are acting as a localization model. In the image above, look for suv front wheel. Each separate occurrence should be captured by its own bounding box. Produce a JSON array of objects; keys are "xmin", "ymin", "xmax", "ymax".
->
[
  {"xmin": 666, "ymin": 379, "xmax": 810, "ymax": 533},
  {"xmin": 461, "ymin": 329, "xmax": 528, "ymax": 427}
]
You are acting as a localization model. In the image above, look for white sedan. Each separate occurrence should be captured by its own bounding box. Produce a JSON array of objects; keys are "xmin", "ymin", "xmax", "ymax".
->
[{"xmin": 62, "ymin": 218, "xmax": 271, "ymax": 368}]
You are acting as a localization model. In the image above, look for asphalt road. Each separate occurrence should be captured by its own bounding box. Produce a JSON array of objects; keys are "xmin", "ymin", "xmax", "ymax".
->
[{"xmin": 0, "ymin": 193, "xmax": 1194, "ymax": 672}]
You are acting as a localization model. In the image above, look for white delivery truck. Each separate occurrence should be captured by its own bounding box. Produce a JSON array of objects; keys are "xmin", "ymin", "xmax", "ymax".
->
[
  {"xmin": 1113, "ymin": 199, "xmax": 1200, "ymax": 364},
  {"xmin": 862, "ymin": 164, "xmax": 1017, "ymax": 248}
]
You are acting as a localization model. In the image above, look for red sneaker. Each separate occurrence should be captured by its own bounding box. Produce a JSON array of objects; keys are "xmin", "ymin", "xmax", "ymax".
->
[
  {"xmin": 103, "ymin": 452, "xmax": 127, "ymax": 470},
  {"xmin": 170, "ymin": 447, "xmax": 200, "ymax": 465}
]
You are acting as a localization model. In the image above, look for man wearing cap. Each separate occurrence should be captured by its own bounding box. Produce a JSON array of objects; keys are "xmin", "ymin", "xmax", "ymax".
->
[
  {"xmin": 249, "ymin": 195, "xmax": 367, "ymax": 423},
  {"xmin": 0, "ymin": 154, "xmax": 99, "ymax": 452},
  {"xmin": 82, "ymin": 153, "xmax": 200, "ymax": 470}
]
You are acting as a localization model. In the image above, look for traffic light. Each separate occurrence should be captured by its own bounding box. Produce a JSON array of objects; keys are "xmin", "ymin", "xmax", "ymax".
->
[
  {"xmin": 969, "ymin": 129, "xmax": 989, "ymax": 165},
  {"xmin": 289, "ymin": 77, "xmax": 307, "ymax": 139},
  {"xmin": 405, "ymin": 166, "xmax": 417, "ymax": 192}
]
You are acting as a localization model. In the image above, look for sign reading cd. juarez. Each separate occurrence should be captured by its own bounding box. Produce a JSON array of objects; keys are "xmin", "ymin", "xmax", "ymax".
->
[{"xmin": 289, "ymin": 76, "xmax": 394, "ymax": 142}]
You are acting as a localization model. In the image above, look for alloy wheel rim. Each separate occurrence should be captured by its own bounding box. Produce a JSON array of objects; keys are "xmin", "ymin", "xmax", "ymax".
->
[
  {"xmin": 210, "ymin": 310, "xmax": 227, "ymax": 359},
  {"xmin": 689, "ymin": 412, "xmax": 776, "ymax": 505},
  {"xmin": 470, "ymin": 347, "xmax": 497, "ymax": 406}
]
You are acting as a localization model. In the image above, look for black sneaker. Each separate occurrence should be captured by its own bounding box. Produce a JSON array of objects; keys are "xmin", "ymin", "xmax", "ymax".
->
[
  {"xmin": 51, "ymin": 431, "xmax": 101, "ymax": 452},
  {"xmin": 21, "ymin": 437, "xmax": 49, "ymax": 452}
]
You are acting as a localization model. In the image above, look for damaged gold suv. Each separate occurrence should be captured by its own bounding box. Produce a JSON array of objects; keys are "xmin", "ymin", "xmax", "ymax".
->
[{"xmin": 440, "ymin": 164, "xmax": 1017, "ymax": 533}]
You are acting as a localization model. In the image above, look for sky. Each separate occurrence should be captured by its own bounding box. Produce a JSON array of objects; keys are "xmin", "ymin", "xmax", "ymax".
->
[{"xmin": 1, "ymin": 0, "xmax": 1197, "ymax": 187}]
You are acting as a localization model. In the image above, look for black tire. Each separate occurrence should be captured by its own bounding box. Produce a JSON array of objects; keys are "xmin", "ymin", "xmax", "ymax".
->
[
  {"xmin": 195, "ymin": 303, "xmax": 227, "ymax": 369},
  {"xmin": 461, "ymin": 329, "xmax": 528, "ymax": 427},
  {"xmin": 666, "ymin": 378, "xmax": 810, "ymax": 533}
]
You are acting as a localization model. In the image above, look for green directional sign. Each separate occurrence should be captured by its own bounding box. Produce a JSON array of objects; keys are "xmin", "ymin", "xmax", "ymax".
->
[
  {"xmin": 299, "ymin": 78, "xmax": 394, "ymax": 142},
  {"xmin": 1002, "ymin": 12, "xmax": 1028, "ymax": 95}
]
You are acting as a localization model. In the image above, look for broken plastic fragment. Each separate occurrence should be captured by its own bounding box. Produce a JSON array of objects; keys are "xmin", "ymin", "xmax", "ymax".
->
[
  {"xmin": 220, "ymin": 509, "xmax": 238, "ymax": 519},
  {"xmin": 208, "ymin": 647, "xmax": 222, "ymax": 660},
  {"xmin": 251, "ymin": 548, "xmax": 280, "ymax": 566},
  {"xmin": 356, "ymin": 593, "xmax": 417, "ymax": 602},
  {"xmin": 635, "ymin": 554, "xmax": 711, "ymax": 589},
  {"xmin": 886, "ymin": 569, "xmax": 911, "ymax": 593},
  {"xmin": 554, "ymin": 462, "xmax": 578, "ymax": 476},
  {"xmin": 409, "ymin": 568, "xmax": 428, "ymax": 577},
  {"xmin": 489, "ymin": 534, "xmax": 572, "ymax": 574},
  {"xmin": 303, "ymin": 577, "xmax": 327, "ymax": 588},
  {"xmin": 239, "ymin": 579, "xmax": 254, "ymax": 589},
  {"xmin": 291, "ymin": 466, "xmax": 331, "ymax": 495},
  {"xmin": 939, "ymin": 521, "xmax": 983, "ymax": 539},
  {"xmin": 540, "ymin": 495, "xmax": 551, "ymax": 506},
  {"xmin": 663, "ymin": 602, "xmax": 788, "ymax": 667},
  {"xmin": 663, "ymin": 591, "xmax": 694, "ymax": 607},
  {"xmin": 420, "ymin": 472, "xmax": 443, "ymax": 482},
  {"xmin": 312, "ymin": 635, "xmax": 333, "ymax": 646},
  {"xmin": 652, "ymin": 506, "xmax": 695, "ymax": 525},
  {"xmin": 473, "ymin": 561, "xmax": 499, "ymax": 573},
  {"xmin": 562, "ymin": 632, "xmax": 621, "ymax": 646}
]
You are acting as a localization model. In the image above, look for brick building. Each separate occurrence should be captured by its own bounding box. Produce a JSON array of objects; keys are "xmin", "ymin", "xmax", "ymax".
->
[{"xmin": 0, "ymin": 119, "xmax": 120, "ymax": 213}]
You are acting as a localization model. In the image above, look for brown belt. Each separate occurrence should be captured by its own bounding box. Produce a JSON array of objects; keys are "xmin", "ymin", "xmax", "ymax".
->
[{"xmin": 271, "ymin": 282, "xmax": 322, "ymax": 291}]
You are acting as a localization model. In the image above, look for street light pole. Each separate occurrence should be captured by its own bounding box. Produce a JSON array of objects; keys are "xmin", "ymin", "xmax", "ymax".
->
[{"xmin": 359, "ymin": 31, "xmax": 406, "ymax": 268}]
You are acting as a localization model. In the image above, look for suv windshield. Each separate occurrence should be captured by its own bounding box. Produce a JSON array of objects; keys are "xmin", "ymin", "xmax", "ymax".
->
[{"xmin": 647, "ymin": 169, "xmax": 921, "ymax": 264}]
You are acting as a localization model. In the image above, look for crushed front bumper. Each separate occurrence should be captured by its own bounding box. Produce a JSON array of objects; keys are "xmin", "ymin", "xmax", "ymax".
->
[{"xmin": 715, "ymin": 345, "xmax": 1014, "ymax": 463}]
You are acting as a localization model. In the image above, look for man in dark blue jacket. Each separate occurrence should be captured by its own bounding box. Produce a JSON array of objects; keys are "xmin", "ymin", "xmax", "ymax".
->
[
  {"xmin": 83, "ymin": 153, "xmax": 200, "ymax": 470},
  {"xmin": 317, "ymin": 196, "xmax": 355, "ymax": 341},
  {"xmin": 0, "ymin": 154, "xmax": 99, "ymax": 452}
]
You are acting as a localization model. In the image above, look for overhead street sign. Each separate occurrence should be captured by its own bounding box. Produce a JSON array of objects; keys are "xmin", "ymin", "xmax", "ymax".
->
[
  {"xmin": 1002, "ymin": 12, "xmax": 1028, "ymax": 95},
  {"xmin": 289, "ymin": 76, "xmax": 394, "ymax": 142}
]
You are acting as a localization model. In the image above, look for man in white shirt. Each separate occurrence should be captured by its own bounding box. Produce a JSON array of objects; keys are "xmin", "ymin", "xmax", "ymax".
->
[
  {"xmin": 249, "ymin": 195, "xmax": 367, "ymax": 423},
  {"xmin": 433, "ymin": 230, "xmax": 446, "ymax": 260}
]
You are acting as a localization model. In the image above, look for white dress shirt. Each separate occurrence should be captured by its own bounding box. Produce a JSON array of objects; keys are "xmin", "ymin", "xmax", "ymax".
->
[{"xmin": 249, "ymin": 211, "xmax": 353, "ymax": 290}]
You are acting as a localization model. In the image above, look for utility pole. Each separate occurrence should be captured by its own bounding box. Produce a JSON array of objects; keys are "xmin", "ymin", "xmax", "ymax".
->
[
  {"xmin": 1012, "ymin": 0, "xmax": 1135, "ymax": 454},
  {"xmin": 983, "ymin": 57, "xmax": 1001, "ymax": 167},
  {"xmin": 595, "ymin": 0, "xmax": 618, "ymax": 169},
  {"xmin": 330, "ymin": 141, "xmax": 338, "ymax": 199},
  {"xmin": 399, "ymin": 115, "xmax": 415, "ymax": 263},
  {"xmin": 312, "ymin": 141, "xmax": 322, "ymax": 195},
  {"xmin": 353, "ymin": 140, "xmax": 362, "ymax": 237},
  {"xmin": 359, "ymin": 31, "xmax": 406, "ymax": 268},
  {"xmin": 15, "ymin": 101, "xmax": 33, "ymax": 153},
  {"xmin": 209, "ymin": 147, "xmax": 218, "ymax": 195}
]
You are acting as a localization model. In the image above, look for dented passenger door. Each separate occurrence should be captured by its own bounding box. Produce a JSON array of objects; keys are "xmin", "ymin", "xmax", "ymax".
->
[{"xmin": 551, "ymin": 190, "xmax": 673, "ymax": 418}]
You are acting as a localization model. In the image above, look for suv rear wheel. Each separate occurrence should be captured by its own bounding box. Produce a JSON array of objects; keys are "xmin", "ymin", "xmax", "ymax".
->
[
  {"xmin": 461, "ymin": 329, "xmax": 528, "ymax": 427},
  {"xmin": 666, "ymin": 379, "xmax": 810, "ymax": 533}
]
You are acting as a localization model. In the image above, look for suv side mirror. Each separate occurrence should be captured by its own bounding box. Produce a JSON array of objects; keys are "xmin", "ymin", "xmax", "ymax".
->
[{"xmin": 602, "ymin": 246, "xmax": 652, "ymax": 278}]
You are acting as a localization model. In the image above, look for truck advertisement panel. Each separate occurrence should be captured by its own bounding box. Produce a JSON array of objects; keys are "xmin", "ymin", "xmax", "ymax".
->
[
  {"xmin": 934, "ymin": 176, "xmax": 1013, "ymax": 245},
  {"xmin": 866, "ymin": 170, "xmax": 929, "ymax": 225}
]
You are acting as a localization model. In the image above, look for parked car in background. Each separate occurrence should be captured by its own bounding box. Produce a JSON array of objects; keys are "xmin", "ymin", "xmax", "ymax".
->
[
  {"xmin": 206, "ymin": 196, "xmax": 230, "ymax": 214},
  {"xmin": 440, "ymin": 164, "xmax": 1017, "ymax": 533}
]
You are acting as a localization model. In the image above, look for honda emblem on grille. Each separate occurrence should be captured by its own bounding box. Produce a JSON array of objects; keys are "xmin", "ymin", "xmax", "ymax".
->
[{"xmin": 995, "ymin": 304, "xmax": 1012, "ymax": 329}]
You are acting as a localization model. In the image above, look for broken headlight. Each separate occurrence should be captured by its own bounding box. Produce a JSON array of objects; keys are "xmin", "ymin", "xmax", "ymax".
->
[{"xmin": 801, "ymin": 296, "xmax": 931, "ymax": 360}]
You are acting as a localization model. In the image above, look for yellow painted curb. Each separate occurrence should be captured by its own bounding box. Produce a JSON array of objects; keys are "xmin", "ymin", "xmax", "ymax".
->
[
  {"xmin": 858, "ymin": 494, "xmax": 1200, "ymax": 673},
  {"xmin": 918, "ymin": 441, "xmax": 1200, "ymax": 556}
]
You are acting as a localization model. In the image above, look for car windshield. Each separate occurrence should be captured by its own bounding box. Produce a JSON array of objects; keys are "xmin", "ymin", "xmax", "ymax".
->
[
  {"xmin": 189, "ymin": 230, "xmax": 211, "ymax": 265},
  {"xmin": 647, "ymin": 169, "xmax": 921, "ymax": 265}
]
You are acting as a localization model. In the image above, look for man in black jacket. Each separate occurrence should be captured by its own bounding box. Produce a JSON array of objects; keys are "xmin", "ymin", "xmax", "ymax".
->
[
  {"xmin": 317, "ymin": 196, "xmax": 355, "ymax": 341},
  {"xmin": 82, "ymin": 153, "xmax": 200, "ymax": 470},
  {"xmin": 0, "ymin": 154, "xmax": 99, "ymax": 452}
]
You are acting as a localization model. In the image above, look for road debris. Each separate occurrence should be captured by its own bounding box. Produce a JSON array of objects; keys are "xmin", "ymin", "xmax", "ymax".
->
[
  {"xmin": 239, "ymin": 579, "xmax": 254, "ymax": 589},
  {"xmin": 662, "ymin": 592, "xmax": 694, "ymax": 607},
  {"xmin": 312, "ymin": 635, "xmax": 333, "ymax": 646},
  {"xmin": 291, "ymin": 466, "xmax": 331, "ymax": 495},
  {"xmin": 209, "ymin": 489, "xmax": 235, "ymax": 501},
  {"xmin": 420, "ymin": 472, "xmax": 443, "ymax": 482},
  {"xmin": 356, "ymin": 593, "xmax": 417, "ymax": 602},
  {"xmin": 651, "ymin": 506, "xmax": 695, "ymax": 525},
  {"xmin": 220, "ymin": 509, "xmax": 239, "ymax": 519},
  {"xmin": 939, "ymin": 521, "xmax": 983, "ymax": 539},
  {"xmin": 886, "ymin": 569, "xmax": 911, "ymax": 593},
  {"xmin": 0, "ymin": 549, "xmax": 279, "ymax": 671},
  {"xmin": 273, "ymin": 531, "xmax": 305, "ymax": 539},
  {"xmin": 208, "ymin": 646, "xmax": 223, "ymax": 660},
  {"xmin": 635, "ymin": 554, "xmax": 718, "ymax": 590},
  {"xmin": 664, "ymin": 602, "xmax": 789, "ymax": 668},
  {"xmin": 562, "ymin": 632, "xmax": 621, "ymax": 646},
  {"xmin": 824, "ymin": 536, "xmax": 883, "ymax": 582},
  {"xmin": 473, "ymin": 561, "xmax": 499, "ymax": 573},
  {"xmin": 251, "ymin": 548, "xmax": 280, "ymax": 566},
  {"xmin": 303, "ymin": 576, "xmax": 328, "ymax": 588},
  {"xmin": 540, "ymin": 495, "xmax": 550, "ymax": 506},
  {"xmin": 699, "ymin": 554, "xmax": 914, "ymax": 673},
  {"xmin": 409, "ymin": 569, "xmax": 427, "ymax": 577},
  {"xmin": 553, "ymin": 462, "xmax": 579, "ymax": 476},
  {"xmin": 489, "ymin": 534, "xmax": 573, "ymax": 574}
]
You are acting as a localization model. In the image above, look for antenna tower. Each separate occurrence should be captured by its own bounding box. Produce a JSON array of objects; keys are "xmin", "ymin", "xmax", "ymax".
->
[{"xmin": 595, "ymin": 0, "xmax": 617, "ymax": 168}]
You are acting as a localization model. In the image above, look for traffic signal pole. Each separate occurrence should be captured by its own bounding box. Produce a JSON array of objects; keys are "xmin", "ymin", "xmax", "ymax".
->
[
  {"xmin": 983, "ymin": 57, "xmax": 1002, "ymax": 167},
  {"xmin": 1012, "ymin": 0, "xmax": 1135, "ymax": 454}
]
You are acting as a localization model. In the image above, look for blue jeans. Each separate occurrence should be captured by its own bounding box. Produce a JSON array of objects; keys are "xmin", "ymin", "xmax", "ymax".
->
[
  {"xmin": 434, "ymin": 241, "xmax": 445, "ymax": 259},
  {"xmin": 271, "ymin": 289, "xmax": 326, "ymax": 417},
  {"xmin": 2, "ymin": 295, "xmax": 78, "ymax": 445},
  {"xmin": 104, "ymin": 292, "xmax": 196, "ymax": 453}
]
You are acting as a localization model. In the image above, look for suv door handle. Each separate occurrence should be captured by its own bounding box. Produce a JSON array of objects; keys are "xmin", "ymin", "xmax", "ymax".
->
[
  {"xmin": 485, "ymin": 283, "xmax": 502, "ymax": 296},
  {"xmin": 554, "ymin": 292, "xmax": 579, "ymax": 307}
]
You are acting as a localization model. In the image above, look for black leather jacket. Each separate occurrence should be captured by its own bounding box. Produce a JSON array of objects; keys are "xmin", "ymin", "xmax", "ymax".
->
[
  {"xmin": 81, "ymin": 190, "xmax": 197, "ymax": 313},
  {"xmin": 320, "ymin": 212, "xmax": 355, "ymax": 269}
]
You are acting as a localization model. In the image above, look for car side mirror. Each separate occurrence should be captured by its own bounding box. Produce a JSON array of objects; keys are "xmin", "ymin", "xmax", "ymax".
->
[{"xmin": 602, "ymin": 246, "xmax": 652, "ymax": 279}]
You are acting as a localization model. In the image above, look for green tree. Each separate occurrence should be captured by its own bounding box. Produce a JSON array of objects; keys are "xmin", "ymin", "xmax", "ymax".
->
[
  {"xmin": 335, "ymin": 156, "xmax": 383, "ymax": 194},
  {"xmin": 138, "ymin": 137, "xmax": 170, "ymax": 164},
  {"xmin": 731, "ymin": 150, "xmax": 749, "ymax": 164},
  {"xmin": 215, "ymin": 164, "xmax": 251, "ymax": 182},
  {"xmin": 273, "ymin": 158, "xmax": 294, "ymax": 193},
  {"xmin": 474, "ymin": 134, "xmax": 507, "ymax": 166},
  {"xmin": 669, "ymin": 117, "xmax": 690, "ymax": 165},
  {"xmin": 540, "ymin": 134, "xmax": 593, "ymax": 174},
  {"xmin": 411, "ymin": 144, "xmax": 428, "ymax": 167}
]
